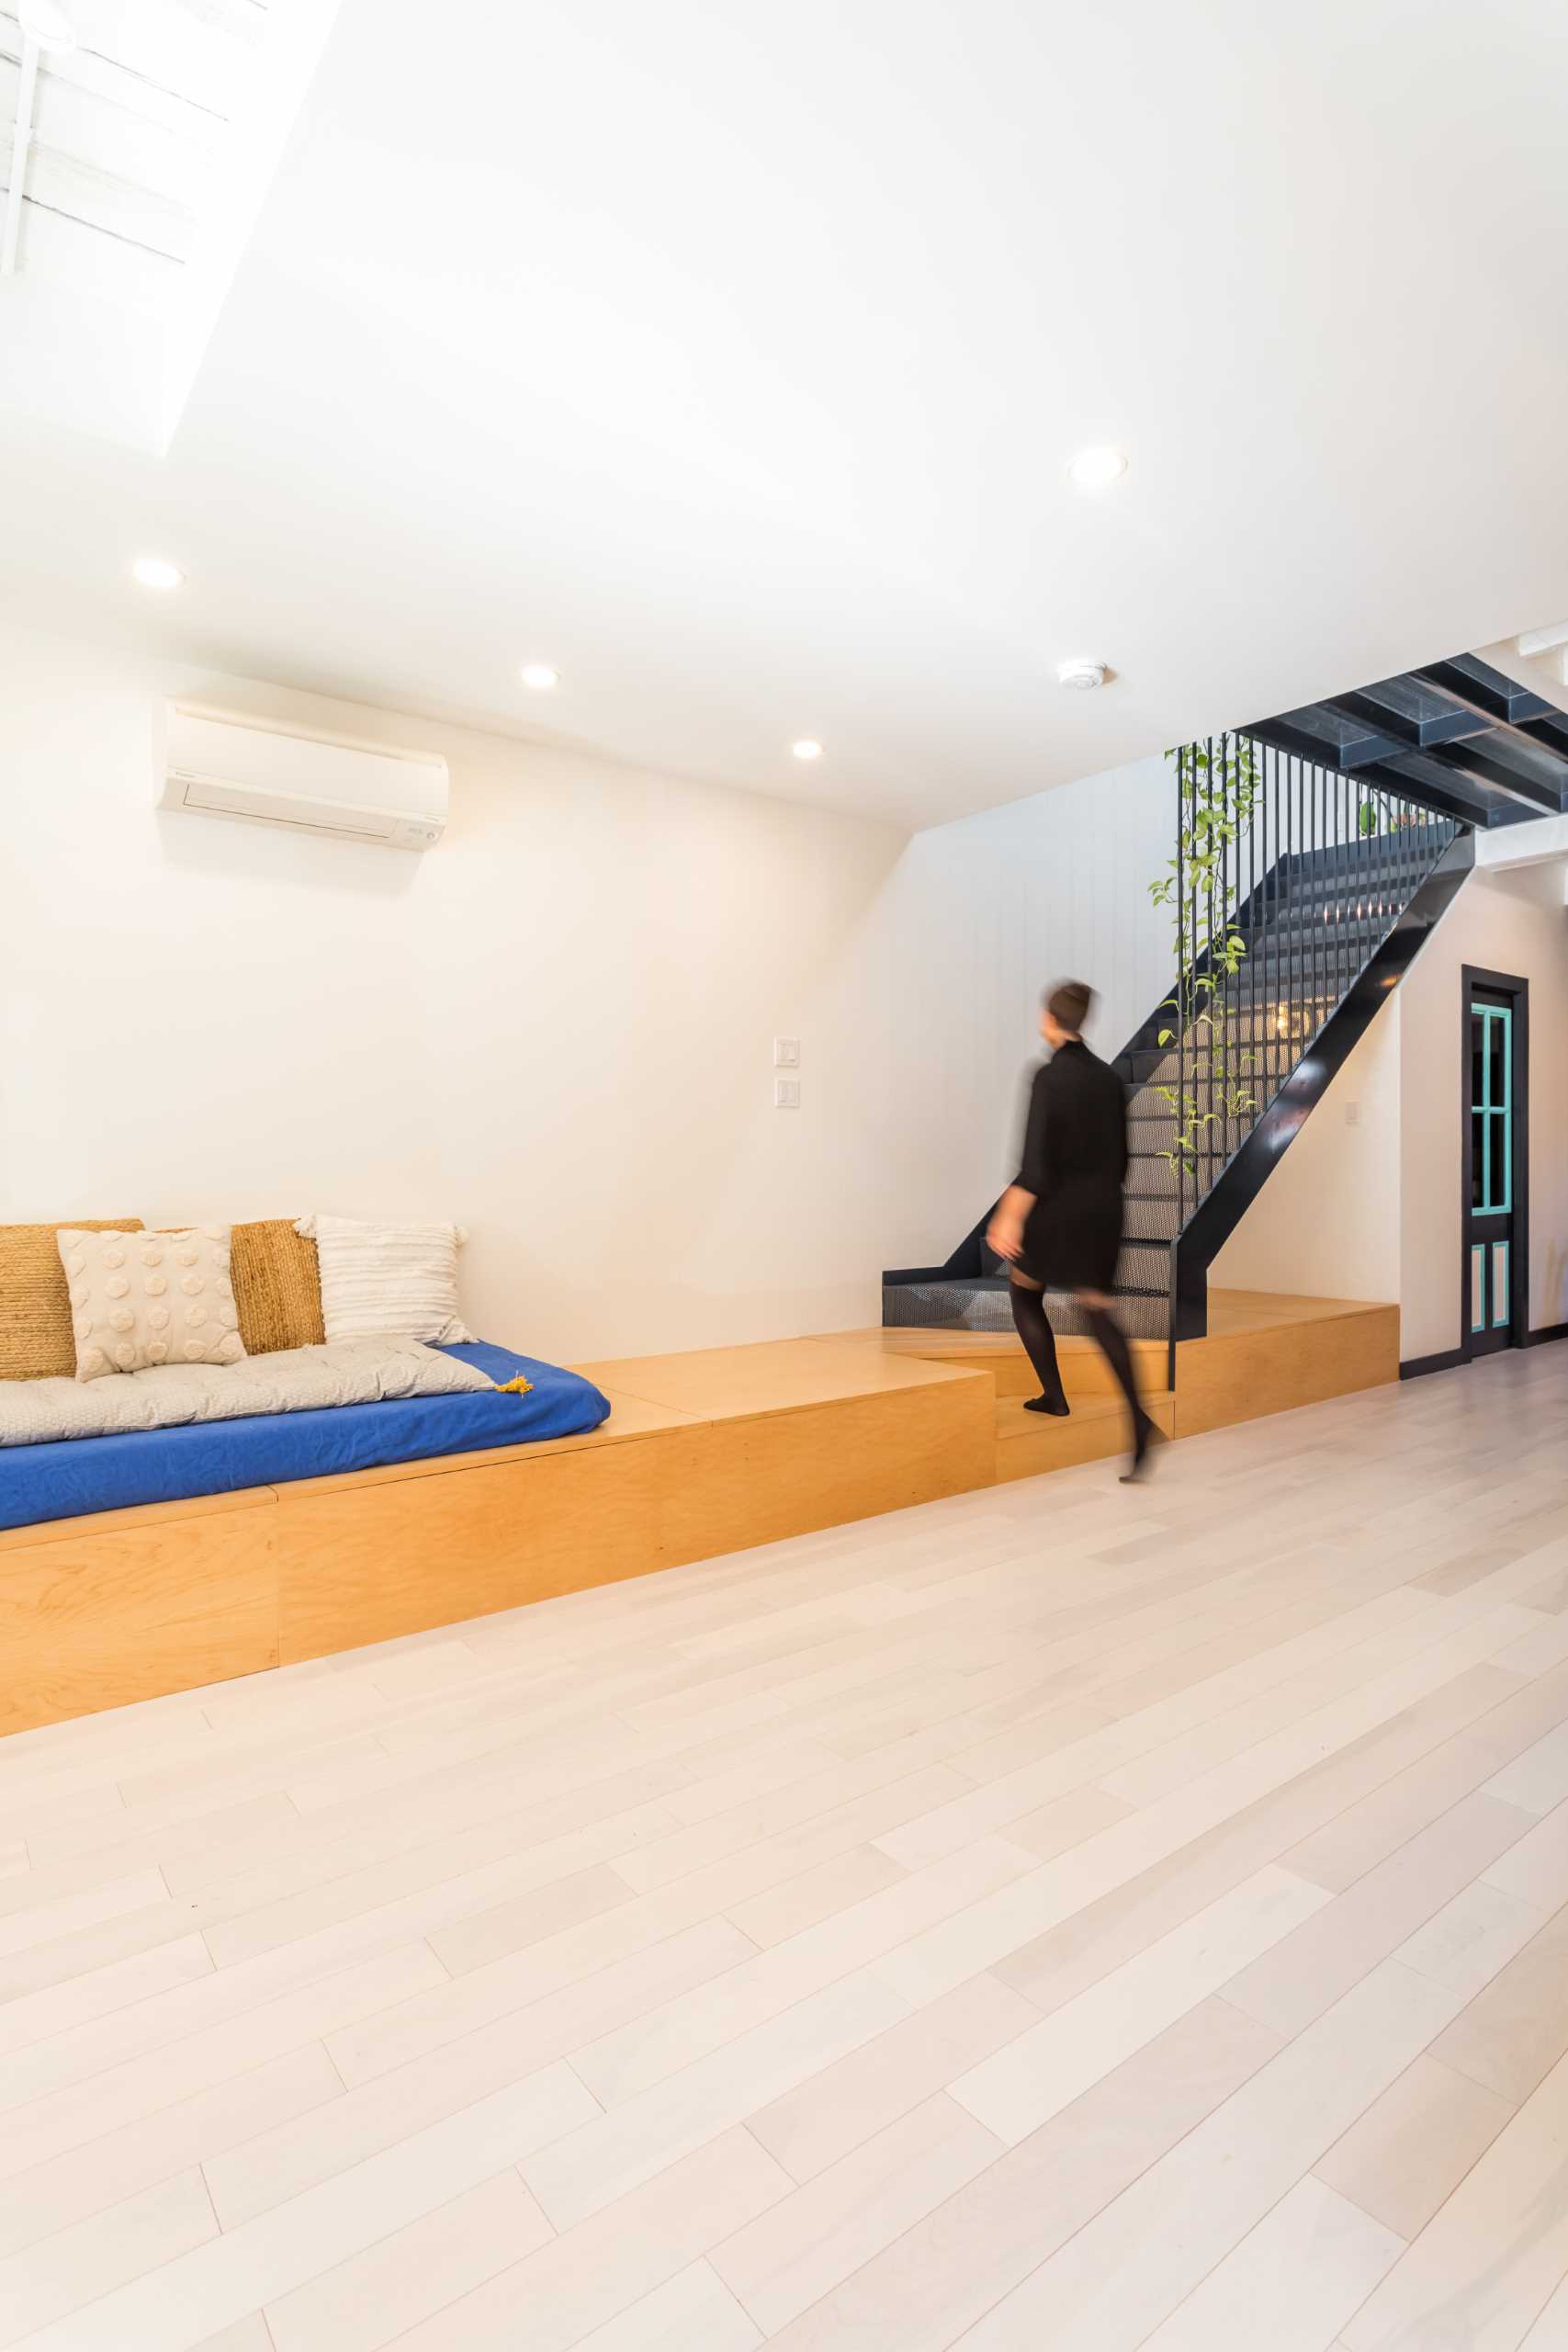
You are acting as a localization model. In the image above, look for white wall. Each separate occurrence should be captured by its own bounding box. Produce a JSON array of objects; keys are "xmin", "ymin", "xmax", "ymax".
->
[
  {"xmin": 1210, "ymin": 1002, "xmax": 1403, "ymax": 1306},
  {"xmin": 0, "ymin": 625, "xmax": 1185, "ymax": 1359},
  {"xmin": 1, "ymin": 628, "xmax": 920, "ymax": 1362},
  {"xmin": 864, "ymin": 753, "xmax": 1173, "ymax": 1267},
  {"xmin": 1399, "ymin": 864, "xmax": 1568, "ymax": 1359}
]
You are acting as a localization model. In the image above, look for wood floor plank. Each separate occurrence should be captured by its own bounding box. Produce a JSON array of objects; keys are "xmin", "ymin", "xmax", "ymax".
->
[
  {"xmin": 761, "ymin": 1996, "xmax": 1281, "ymax": 2352},
  {"xmin": 1339, "ymin": 2043, "xmax": 1568, "ymax": 2351},
  {"xmin": 1134, "ymin": 2175, "xmax": 1404, "ymax": 2352},
  {"xmin": 5, "ymin": 1345, "xmax": 1568, "ymax": 2348},
  {"xmin": 383, "ymin": 2130, "xmax": 792, "ymax": 2351},
  {"xmin": 946, "ymin": 1960, "xmax": 1463, "ymax": 2350},
  {"xmin": 1314, "ymin": 2052, "xmax": 1517, "ymax": 2243},
  {"xmin": 10, "ymin": 2063, "xmax": 598, "ymax": 2352},
  {"xmin": 708, "ymin": 2093, "xmax": 1002, "ymax": 2335}
]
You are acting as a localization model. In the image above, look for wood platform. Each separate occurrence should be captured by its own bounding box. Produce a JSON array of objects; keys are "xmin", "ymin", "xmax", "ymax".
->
[{"xmin": 0, "ymin": 1292, "xmax": 1398, "ymax": 1737}]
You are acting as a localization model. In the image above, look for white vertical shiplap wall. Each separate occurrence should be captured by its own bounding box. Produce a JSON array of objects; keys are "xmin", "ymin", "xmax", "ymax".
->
[{"xmin": 860, "ymin": 752, "xmax": 1174, "ymax": 1273}]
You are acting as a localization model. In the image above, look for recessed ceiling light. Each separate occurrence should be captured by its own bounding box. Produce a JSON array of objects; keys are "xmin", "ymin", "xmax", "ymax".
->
[
  {"xmin": 520, "ymin": 662, "xmax": 558, "ymax": 692},
  {"xmin": 1066, "ymin": 446, "xmax": 1127, "ymax": 492},
  {"xmin": 130, "ymin": 556, "xmax": 184, "ymax": 590},
  {"xmin": 792, "ymin": 739, "xmax": 823, "ymax": 762}
]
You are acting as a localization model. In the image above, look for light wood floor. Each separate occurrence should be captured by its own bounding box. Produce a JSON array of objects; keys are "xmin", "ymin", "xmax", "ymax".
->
[{"xmin": 2, "ymin": 1345, "xmax": 1568, "ymax": 2348}]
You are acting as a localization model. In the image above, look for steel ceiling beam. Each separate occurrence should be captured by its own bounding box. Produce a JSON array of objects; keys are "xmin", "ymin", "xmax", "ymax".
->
[
  {"xmin": 1325, "ymin": 685, "xmax": 1487, "ymax": 753},
  {"xmin": 1413, "ymin": 740, "xmax": 1567, "ymax": 818},
  {"xmin": 1240, "ymin": 718, "xmax": 1496, "ymax": 829}
]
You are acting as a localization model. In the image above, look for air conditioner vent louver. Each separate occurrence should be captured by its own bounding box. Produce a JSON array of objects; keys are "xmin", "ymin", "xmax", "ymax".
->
[{"xmin": 159, "ymin": 704, "xmax": 447, "ymax": 851}]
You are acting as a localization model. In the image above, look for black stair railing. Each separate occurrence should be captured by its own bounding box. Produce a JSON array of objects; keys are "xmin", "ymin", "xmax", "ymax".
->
[
  {"xmin": 884, "ymin": 729, "xmax": 1475, "ymax": 1360},
  {"xmin": 1122, "ymin": 733, "xmax": 1472, "ymax": 1373}
]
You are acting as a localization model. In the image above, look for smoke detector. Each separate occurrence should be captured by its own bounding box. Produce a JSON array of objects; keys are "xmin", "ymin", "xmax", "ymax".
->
[
  {"xmin": 18, "ymin": 0, "xmax": 76, "ymax": 49},
  {"xmin": 1056, "ymin": 659, "xmax": 1108, "ymax": 692}
]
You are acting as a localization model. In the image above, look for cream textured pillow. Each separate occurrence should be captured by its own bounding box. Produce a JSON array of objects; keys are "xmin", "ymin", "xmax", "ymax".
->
[
  {"xmin": 295, "ymin": 1215, "xmax": 472, "ymax": 1345},
  {"xmin": 56, "ymin": 1225, "xmax": 245, "ymax": 1383}
]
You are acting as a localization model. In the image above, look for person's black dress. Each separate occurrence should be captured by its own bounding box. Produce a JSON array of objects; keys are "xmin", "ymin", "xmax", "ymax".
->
[{"xmin": 1012, "ymin": 1037, "xmax": 1127, "ymax": 1294}]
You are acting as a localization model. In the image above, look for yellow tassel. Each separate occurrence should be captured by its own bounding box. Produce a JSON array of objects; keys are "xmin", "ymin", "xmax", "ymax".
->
[{"xmin": 492, "ymin": 1374, "xmax": 535, "ymax": 1395}]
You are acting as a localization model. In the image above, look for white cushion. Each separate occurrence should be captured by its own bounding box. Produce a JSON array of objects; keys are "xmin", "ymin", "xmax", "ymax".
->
[
  {"xmin": 0, "ymin": 1336, "xmax": 496, "ymax": 1445},
  {"xmin": 56, "ymin": 1225, "xmax": 245, "ymax": 1383},
  {"xmin": 295, "ymin": 1215, "xmax": 472, "ymax": 1345}
]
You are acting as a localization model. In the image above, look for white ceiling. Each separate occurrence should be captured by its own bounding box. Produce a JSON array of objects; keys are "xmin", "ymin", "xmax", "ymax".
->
[
  {"xmin": 4, "ymin": 0, "xmax": 1568, "ymax": 828},
  {"xmin": 0, "ymin": 0, "xmax": 339, "ymax": 447}
]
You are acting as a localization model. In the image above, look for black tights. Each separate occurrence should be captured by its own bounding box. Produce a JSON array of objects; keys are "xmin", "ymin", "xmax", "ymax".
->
[
  {"xmin": 1083, "ymin": 1303, "xmax": 1145, "ymax": 1442},
  {"xmin": 1008, "ymin": 1279, "xmax": 1066, "ymax": 1407},
  {"xmin": 1008, "ymin": 1280, "xmax": 1147, "ymax": 1443}
]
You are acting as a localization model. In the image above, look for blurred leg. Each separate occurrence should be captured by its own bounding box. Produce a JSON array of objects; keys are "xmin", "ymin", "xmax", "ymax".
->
[{"xmin": 1080, "ymin": 1296, "xmax": 1156, "ymax": 1475}]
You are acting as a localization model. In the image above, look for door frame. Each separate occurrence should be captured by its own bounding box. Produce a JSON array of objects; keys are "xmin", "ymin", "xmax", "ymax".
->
[{"xmin": 1460, "ymin": 964, "xmax": 1529, "ymax": 1361}]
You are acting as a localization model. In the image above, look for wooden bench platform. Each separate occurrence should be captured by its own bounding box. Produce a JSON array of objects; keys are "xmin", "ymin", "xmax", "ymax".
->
[{"xmin": 0, "ymin": 1292, "xmax": 1397, "ymax": 1737}]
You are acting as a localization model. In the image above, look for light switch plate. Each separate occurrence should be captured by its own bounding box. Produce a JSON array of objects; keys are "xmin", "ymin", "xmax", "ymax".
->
[
  {"xmin": 774, "ymin": 1077, "xmax": 801, "ymax": 1109},
  {"xmin": 773, "ymin": 1037, "xmax": 800, "ymax": 1068}
]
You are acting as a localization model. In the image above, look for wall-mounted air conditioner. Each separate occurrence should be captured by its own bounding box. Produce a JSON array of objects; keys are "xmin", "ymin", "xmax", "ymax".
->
[{"xmin": 158, "ymin": 703, "xmax": 448, "ymax": 850}]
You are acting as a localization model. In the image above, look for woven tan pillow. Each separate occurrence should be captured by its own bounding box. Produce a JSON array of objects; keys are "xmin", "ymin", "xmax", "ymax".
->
[
  {"xmin": 230, "ymin": 1220, "xmax": 326, "ymax": 1355},
  {"xmin": 0, "ymin": 1219, "xmax": 144, "ymax": 1380},
  {"xmin": 59, "ymin": 1225, "xmax": 244, "ymax": 1382}
]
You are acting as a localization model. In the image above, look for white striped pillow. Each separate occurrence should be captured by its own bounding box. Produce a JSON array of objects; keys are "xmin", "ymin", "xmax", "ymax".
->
[{"xmin": 294, "ymin": 1216, "xmax": 473, "ymax": 1345}]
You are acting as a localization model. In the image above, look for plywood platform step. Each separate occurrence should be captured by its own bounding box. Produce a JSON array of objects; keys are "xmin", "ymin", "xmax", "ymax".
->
[
  {"xmin": 865, "ymin": 1325, "xmax": 1167, "ymax": 1401},
  {"xmin": 993, "ymin": 1385, "xmax": 1177, "ymax": 1482},
  {"xmin": 1, "ymin": 1295, "xmax": 1399, "ymax": 1739}
]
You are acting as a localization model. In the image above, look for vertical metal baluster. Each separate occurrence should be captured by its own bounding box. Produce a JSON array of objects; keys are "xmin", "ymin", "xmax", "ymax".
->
[
  {"xmin": 1249, "ymin": 739, "xmax": 1257, "ymax": 1133},
  {"xmin": 1315, "ymin": 755, "xmax": 1324, "ymax": 1040},
  {"xmin": 1189, "ymin": 742, "xmax": 1198, "ymax": 1225},
  {"xmin": 1294, "ymin": 753, "xmax": 1302, "ymax": 1066},
  {"xmin": 1335, "ymin": 762, "xmax": 1354, "ymax": 1001},
  {"xmin": 1316, "ymin": 755, "xmax": 1325, "ymax": 1038},
  {"xmin": 1269, "ymin": 742, "xmax": 1279, "ymax": 1110},
  {"xmin": 1226, "ymin": 732, "xmax": 1235, "ymax": 1170},
  {"xmin": 1213, "ymin": 734, "xmax": 1221, "ymax": 1204},
  {"xmin": 1269, "ymin": 743, "xmax": 1278, "ymax": 1106},
  {"xmin": 1352, "ymin": 771, "xmax": 1359, "ymax": 986},
  {"xmin": 1265, "ymin": 738, "xmax": 1272, "ymax": 1115},
  {"xmin": 1190, "ymin": 739, "xmax": 1200, "ymax": 1233},
  {"xmin": 1304, "ymin": 753, "xmax": 1312, "ymax": 1046},
  {"xmin": 1279, "ymin": 752, "xmax": 1297, "ymax": 1081},
  {"xmin": 1336, "ymin": 765, "xmax": 1343, "ymax": 1012},
  {"xmin": 1176, "ymin": 745, "xmax": 1185, "ymax": 1256},
  {"xmin": 1339, "ymin": 766, "xmax": 1348, "ymax": 1012},
  {"xmin": 1308, "ymin": 754, "xmax": 1315, "ymax": 1042},
  {"xmin": 1221, "ymin": 731, "xmax": 1229, "ymax": 1187},
  {"xmin": 1410, "ymin": 790, "xmax": 1416, "ymax": 931}
]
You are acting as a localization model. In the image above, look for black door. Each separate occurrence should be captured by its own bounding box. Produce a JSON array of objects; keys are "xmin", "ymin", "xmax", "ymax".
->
[{"xmin": 1463, "ymin": 973, "xmax": 1527, "ymax": 1358}]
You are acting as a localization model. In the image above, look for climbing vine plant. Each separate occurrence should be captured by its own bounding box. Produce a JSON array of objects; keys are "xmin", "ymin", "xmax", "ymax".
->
[{"xmin": 1147, "ymin": 738, "xmax": 1262, "ymax": 1182}]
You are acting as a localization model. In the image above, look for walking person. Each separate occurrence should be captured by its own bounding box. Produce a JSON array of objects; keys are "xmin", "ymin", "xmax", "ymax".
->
[{"xmin": 986, "ymin": 979, "xmax": 1159, "ymax": 1481}]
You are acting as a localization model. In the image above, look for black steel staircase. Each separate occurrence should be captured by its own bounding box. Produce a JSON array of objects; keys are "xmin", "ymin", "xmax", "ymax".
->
[{"xmin": 884, "ymin": 649, "xmax": 1568, "ymax": 1360}]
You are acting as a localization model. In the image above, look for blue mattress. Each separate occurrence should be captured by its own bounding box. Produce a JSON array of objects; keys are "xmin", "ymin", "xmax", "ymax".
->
[{"xmin": 0, "ymin": 1341, "xmax": 612, "ymax": 1533}]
